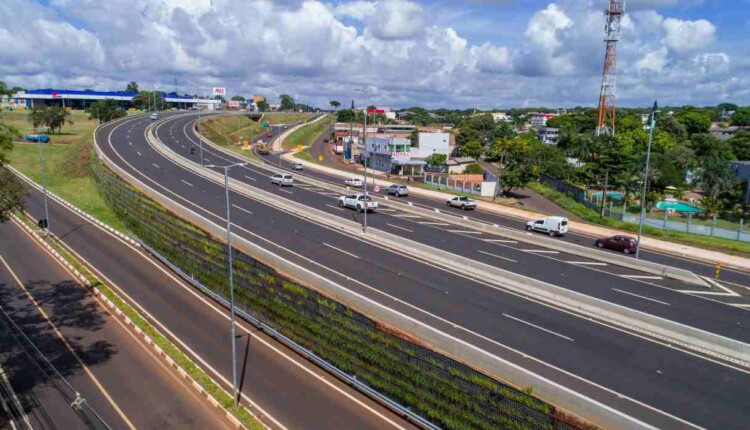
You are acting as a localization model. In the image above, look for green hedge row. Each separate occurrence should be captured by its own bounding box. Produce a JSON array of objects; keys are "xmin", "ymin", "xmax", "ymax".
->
[{"xmin": 91, "ymin": 156, "xmax": 580, "ymax": 430}]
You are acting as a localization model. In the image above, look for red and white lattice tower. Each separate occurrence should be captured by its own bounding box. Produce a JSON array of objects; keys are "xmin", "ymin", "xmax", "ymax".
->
[{"xmin": 595, "ymin": 0, "xmax": 624, "ymax": 136}]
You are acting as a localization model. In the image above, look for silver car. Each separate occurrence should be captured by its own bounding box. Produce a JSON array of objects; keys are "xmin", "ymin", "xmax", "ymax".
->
[
  {"xmin": 271, "ymin": 173, "xmax": 294, "ymax": 186},
  {"xmin": 446, "ymin": 196, "xmax": 477, "ymax": 210},
  {"xmin": 386, "ymin": 184, "xmax": 409, "ymax": 197}
]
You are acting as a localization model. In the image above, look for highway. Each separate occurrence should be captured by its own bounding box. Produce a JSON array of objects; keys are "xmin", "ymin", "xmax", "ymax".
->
[
  {"xmin": 20, "ymin": 181, "xmax": 417, "ymax": 429},
  {"xmin": 158, "ymin": 114, "xmax": 750, "ymax": 344},
  {"xmin": 95, "ymin": 112, "xmax": 750, "ymax": 429},
  {"xmin": 0, "ymin": 218, "xmax": 228, "ymax": 429}
]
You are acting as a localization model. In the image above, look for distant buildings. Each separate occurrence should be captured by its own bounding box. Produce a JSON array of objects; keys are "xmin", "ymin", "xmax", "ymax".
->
[
  {"xmin": 710, "ymin": 126, "xmax": 750, "ymax": 142},
  {"xmin": 491, "ymin": 112, "xmax": 511, "ymax": 122},
  {"xmin": 529, "ymin": 113, "xmax": 557, "ymax": 128},
  {"xmin": 537, "ymin": 127, "xmax": 560, "ymax": 145}
]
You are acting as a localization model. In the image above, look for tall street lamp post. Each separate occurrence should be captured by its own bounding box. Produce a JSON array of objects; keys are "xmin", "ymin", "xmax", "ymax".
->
[
  {"xmin": 355, "ymin": 88, "xmax": 372, "ymax": 233},
  {"xmin": 189, "ymin": 84, "xmax": 204, "ymax": 166},
  {"xmin": 205, "ymin": 162, "xmax": 247, "ymax": 405},
  {"xmin": 636, "ymin": 101, "xmax": 658, "ymax": 259}
]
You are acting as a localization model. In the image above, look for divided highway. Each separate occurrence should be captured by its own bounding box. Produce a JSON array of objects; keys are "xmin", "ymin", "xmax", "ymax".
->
[
  {"xmin": 97, "ymin": 113, "xmax": 750, "ymax": 429},
  {"xmin": 19, "ymin": 181, "xmax": 417, "ymax": 429}
]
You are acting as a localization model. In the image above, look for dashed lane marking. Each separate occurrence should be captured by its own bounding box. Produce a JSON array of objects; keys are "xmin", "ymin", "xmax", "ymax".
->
[
  {"xmin": 477, "ymin": 250, "xmax": 517, "ymax": 263},
  {"xmin": 386, "ymin": 224, "xmax": 414, "ymax": 233},
  {"xmin": 180, "ymin": 179, "xmax": 193, "ymax": 187},
  {"xmin": 503, "ymin": 314, "xmax": 574, "ymax": 342},
  {"xmin": 612, "ymin": 288, "xmax": 670, "ymax": 306},
  {"xmin": 323, "ymin": 243, "xmax": 360, "ymax": 259}
]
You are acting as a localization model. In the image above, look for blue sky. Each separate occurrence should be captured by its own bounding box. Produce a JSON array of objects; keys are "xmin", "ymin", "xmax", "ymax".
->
[{"xmin": 1, "ymin": 0, "xmax": 748, "ymax": 109}]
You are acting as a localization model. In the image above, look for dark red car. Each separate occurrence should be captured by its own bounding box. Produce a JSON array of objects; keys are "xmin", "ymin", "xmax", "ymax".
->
[
  {"xmin": 266, "ymin": 132, "xmax": 273, "ymax": 138},
  {"xmin": 594, "ymin": 235, "xmax": 638, "ymax": 254}
]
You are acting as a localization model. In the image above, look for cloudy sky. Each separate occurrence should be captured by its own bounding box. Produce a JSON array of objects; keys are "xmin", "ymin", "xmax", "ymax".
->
[{"xmin": 1, "ymin": 0, "xmax": 748, "ymax": 109}]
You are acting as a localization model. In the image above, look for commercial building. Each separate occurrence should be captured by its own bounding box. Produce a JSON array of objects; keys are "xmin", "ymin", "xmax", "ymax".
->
[
  {"xmin": 537, "ymin": 127, "xmax": 560, "ymax": 145},
  {"xmin": 410, "ymin": 132, "xmax": 452, "ymax": 158},
  {"xmin": 492, "ymin": 112, "xmax": 511, "ymax": 122},
  {"xmin": 10, "ymin": 89, "xmax": 221, "ymax": 110},
  {"xmin": 529, "ymin": 113, "xmax": 557, "ymax": 128},
  {"xmin": 364, "ymin": 135, "xmax": 424, "ymax": 175}
]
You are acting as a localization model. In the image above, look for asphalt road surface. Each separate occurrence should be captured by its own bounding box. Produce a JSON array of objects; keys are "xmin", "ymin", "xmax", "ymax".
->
[
  {"xmin": 20, "ymin": 181, "xmax": 417, "ymax": 430},
  {"xmin": 0, "ymin": 219, "xmax": 229, "ymax": 430},
  {"xmin": 94, "ymin": 112, "xmax": 750, "ymax": 429}
]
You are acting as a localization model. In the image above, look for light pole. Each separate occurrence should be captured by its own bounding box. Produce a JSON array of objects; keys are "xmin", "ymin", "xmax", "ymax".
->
[
  {"xmin": 189, "ymin": 84, "xmax": 204, "ymax": 166},
  {"xmin": 205, "ymin": 161, "xmax": 247, "ymax": 406},
  {"xmin": 355, "ymin": 88, "xmax": 372, "ymax": 233},
  {"xmin": 29, "ymin": 126, "xmax": 51, "ymax": 236},
  {"xmin": 636, "ymin": 101, "xmax": 658, "ymax": 259}
]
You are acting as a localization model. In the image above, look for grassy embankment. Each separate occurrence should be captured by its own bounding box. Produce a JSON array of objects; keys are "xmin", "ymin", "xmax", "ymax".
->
[
  {"xmin": 529, "ymin": 182, "xmax": 750, "ymax": 255},
  {"xmin": 283, "ymin": 114, "xmax": 333, "ymax": 151},
  {"xmin": 6, "ymin": 111, "xmax": 127, "ymax": 232},
  {"xmin": 200, "ymin": 113, "xmax": 311, "ymax": 157}
]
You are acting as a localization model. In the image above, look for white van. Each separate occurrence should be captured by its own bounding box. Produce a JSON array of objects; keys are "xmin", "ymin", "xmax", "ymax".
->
[{"xmin": 526, "ymin": 216, "xmax": 569, "ymax": 237}]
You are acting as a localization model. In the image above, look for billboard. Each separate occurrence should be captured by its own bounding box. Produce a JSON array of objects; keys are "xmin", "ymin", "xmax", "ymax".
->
[
  {"xmin": 228, "ymin": 100, "xmax": 240, "ymax": 108},
  {"xmin": 212, "ymin": 87, "xmax": 226, "ymax": 96}
]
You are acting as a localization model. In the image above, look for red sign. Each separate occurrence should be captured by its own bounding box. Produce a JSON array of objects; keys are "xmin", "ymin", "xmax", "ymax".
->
[
  {"xmin": 51, "ymin": 91, "xmax": 58, "ymax": 98},
  {"xmin": 366, "ymin": 109, "xmax": 385, "ymax": 114}
]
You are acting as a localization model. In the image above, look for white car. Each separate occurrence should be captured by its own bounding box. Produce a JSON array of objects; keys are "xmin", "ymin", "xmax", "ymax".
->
[
  {"xmin": 344, "ymin": 178, "xmax": 363, "ymax": 188},
  {"xmin": 271, "ymin": 173, "xmax": 294, "ymax": 186},
  {"xmin": 150, "ymin": 113, "xmax": 159, "ymax": 120},
  {"xmin": 526, "ymin": 216, "xmax": 569, "ymax": 237},
  {"xmin": 446, "ymin": 196, "xmax": 477, "ymax": 210},
  {"xmin": 291, "ymin": 162, "xmax": 304, "ymax": 171},
  {"xmin": 338, "ymin": 194, "xmax": 378, "ymax": 213}
]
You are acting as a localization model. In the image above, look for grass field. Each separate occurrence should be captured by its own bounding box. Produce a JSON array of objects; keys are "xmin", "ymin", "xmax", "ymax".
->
[
  {"xmin": 7, "ymin": 110, "xmax": 128, "ymax": 232},
  {"xmin": 529, "ymin": 182, "xmax": 750, "ymax": 255},
  {"xmin": 282, "ymin": 115, "xmax": 333, "ymax": 150},
  {"xmin": 200, "ymin": 113, "xmax": 312, "ymax": 148}
]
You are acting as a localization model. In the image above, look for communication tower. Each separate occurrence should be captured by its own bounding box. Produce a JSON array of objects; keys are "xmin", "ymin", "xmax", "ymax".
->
[{"xmin": 595, "ymin": 0, "xmax": 624, "ymax": 136}]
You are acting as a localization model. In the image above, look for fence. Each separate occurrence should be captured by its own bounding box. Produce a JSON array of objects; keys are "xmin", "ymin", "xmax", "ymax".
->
[
  {"xmin": 539, "ymin": 174, "xmax": 588, "ymax": 203},
  {"xmin": 423, "ymin": 173, "xmax": 483, "ymax": 195},
  {"xmin": 91, "ymin": 155, "xmax": 580, "ymax": 430},
  {"xmin": 622, "ymin": 213, "xmax": 749, "ymax": 242}
]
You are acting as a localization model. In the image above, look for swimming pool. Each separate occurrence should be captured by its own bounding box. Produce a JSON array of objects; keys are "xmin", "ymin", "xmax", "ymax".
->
[{"xmin": 655, "ymin": 201, "xmax": 703, "ymax": 214}]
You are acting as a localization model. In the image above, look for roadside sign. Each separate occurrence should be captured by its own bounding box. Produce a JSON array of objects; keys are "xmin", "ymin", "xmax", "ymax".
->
[
  {"xmin": 212, "ymin": 87, "xmax": 226, "ymax": 96},
  {"xmin": 261, "ymin": 121, "xmax": 268, "ymax": 127},
  {"xmin": 318, "ymin": 155, "xmax": 323, "ymax": 162},
  {"xmin": 297, "ymin": 144, "xmax": 303, "ymax": 153},
  {"xmin": 374, "ymin": 185, "xmax": 380, "ymax": 193}
]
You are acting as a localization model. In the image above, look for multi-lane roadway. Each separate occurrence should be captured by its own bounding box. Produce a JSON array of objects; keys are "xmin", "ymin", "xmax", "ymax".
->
[{"xmin": 92, "ymin": 112, "xmax": 750, "ymax": 429}]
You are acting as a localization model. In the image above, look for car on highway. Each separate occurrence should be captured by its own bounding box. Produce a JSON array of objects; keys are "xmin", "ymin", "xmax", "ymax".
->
[
  {"xmin": 25, "ymin": 134, "xmax": 50, "ymax": 143},
  {"xmin": 291, "ymin": 162, "xmax": 304, "ymax": 171},
  {"xmin": 271, "ymin": 173, "xmax": 294, "ymax": 186},
  {"xmin": 386, "ymin": 184, "xmax": 409, "ymax": 197},
  {"xmin": 338, "ymin": 193, "xmax": 378, "ymax": 213},
  {"xmin": 526, "ymin": 216, "xmax": 569, "ymax": 237},
  {"xmin": 344, "ymin": 178, "xmax": 363, "ymax": 188},
  {"xmin": 266, "ymin": 132, "xmax": 273, "ymax": 138},
  {"xmin": 446, "ymin": 196, "xmax": 477, "ymax": 210},
  {"xmin": 150, "ymin": 113, "xmax": 159, "ymax": 120},
  {"xmin": 595, "ymin": 235, "xmax": 638, "ymax": 254}
]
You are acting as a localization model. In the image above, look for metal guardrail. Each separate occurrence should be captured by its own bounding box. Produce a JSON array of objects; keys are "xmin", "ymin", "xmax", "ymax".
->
[{"xmin": 136, "ymin": 241, "xmax": 440, "ymax": 430}]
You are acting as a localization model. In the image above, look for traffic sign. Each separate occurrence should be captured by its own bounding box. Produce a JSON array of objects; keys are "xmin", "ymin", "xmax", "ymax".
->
[
  {"xmin": 374, "ymin": 185, "xmax": 380, "ymax": 193},
  {"xmin": 318, "ymin": 155, "xmax": 323, "ymax": 162},
  {"xmin": 297, "ymin": 144, "xmax": 303, "ymax": 153},
  {"xmin": 261, "ymin": 121, "xmax": 268, "ymax": 127}
]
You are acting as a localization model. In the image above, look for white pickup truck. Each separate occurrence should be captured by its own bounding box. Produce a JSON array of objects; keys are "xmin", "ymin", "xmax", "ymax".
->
[{"xmin": 338, "ymin": 194, "xmax": 378, "ymax": 213}]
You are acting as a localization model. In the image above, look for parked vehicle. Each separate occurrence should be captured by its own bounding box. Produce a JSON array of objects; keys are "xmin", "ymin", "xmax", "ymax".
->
[
  {"xmin": 291, "ymin": 162, "xmax": 304, "ymax": 171},
  {"xmin": 25, "ymin": 134, "xmax": 49, "ymax": 143},
  {"xmin": 344, "ymin": 178, "xmax": 363, "ymax": 188},
  {"xmin": 526, "ymin": 216, "xmax": 569, "ymax": 236},
  {"xmin": 446, "ymin": 196, "xmax": 477, "ymax": 210},
  {"xmin": 271, "ymin": 173, "xmax": 294, "ymax": 186},
  {"xmin": 338, "ymin": 194, "xmax": 378, "ymax": 213},
  {"xmin": 595, "ymin": 235, "xmax": 638, "ymax": 254},
  {"xmin": 386, "ymin": 184, "xmax": 409, "ymax": 197},
  {"xmin": 150, "ymin": 113, "xmax": 159, "ymax": 120}
]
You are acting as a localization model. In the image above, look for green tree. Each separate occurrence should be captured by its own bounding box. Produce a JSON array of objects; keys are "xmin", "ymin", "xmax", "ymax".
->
[
  {"xmin": 463, "ymin": 162, "xmax": 484, "ymax": 174},
  {"xmin": 460, "ymin": 139, "xmax": 483, "ymax": 158},
  {"xmin": 231, "ymin": 95, "xmax": 246, "ymax": 102},
  {"xmin": 125, "ymin": 81, "xmax": 139, "ymax": 93},
  {"xmin": 329, "ymin": 100, "xmax": 340, "ymax": 111},
  {"xmin": 256, "ymin": 100, "xmax": 269, "ymax": 112},
  {"xmin": 0, "ymin": 124, "xmax": 27, "ymax": 222},
  {"xmin": 87, "ymin": 99, "xmax": 127, "ymax": 123},
  {"xmin": 676, "ymin": 111, "xmax": 711, "ymax": 135},
  {"xmin": 657, "ymin": 115, "xmax": 688, "ymax": 142},
  {"xmin": 729, "ymin": 130, "xmax": 750, "ymax": 160},
  {"xmin": 425, "ymin": 153, "xmax": 447, "ymax": 166},
  {"xmin": 279, "ymin": 94, "xmax": 295, "ymax": 111},
  {"xmin": 731, "ymin": 107, "xmax": 750, "ymax": 126}
]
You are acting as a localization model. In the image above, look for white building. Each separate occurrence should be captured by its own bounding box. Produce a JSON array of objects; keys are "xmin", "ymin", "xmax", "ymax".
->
[
  {"xmin": 538, "ymin": 127, "xmax": 560, "ymax": 145},
  {"xmin": 491, "ymin": 112, "xmax": 511, "ymax": 122},
  {"xmin": 411, "ymin": 132, "xmax": 451, "ymax": 158},
  {"xmin": 529, "ymin": 113, "xmax": 557, "ymax": 128}
]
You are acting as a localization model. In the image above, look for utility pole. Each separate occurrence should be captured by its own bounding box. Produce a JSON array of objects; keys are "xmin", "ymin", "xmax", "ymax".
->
[
  {"xmin": 600, "ymin": 167, "xmax": 610, "ymax": 218},
  {"xmin": 636, "ymin": 101, "xmax": 658, "ymax": 259},
  {"xmin": 356, "ymin": 89, "xmax": 371, "ymax": 233}
]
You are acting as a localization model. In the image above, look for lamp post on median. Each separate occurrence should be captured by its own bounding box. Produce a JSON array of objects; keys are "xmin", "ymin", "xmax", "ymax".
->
[
  {"xmin": 189, "ymin": 84, "xmax": 204, "ymax": 166},
  {"xmin": 204, "ymin": 162, "xmax": 247, "ymax": 406},
  {"xmin": 636, "ymin": 101, "xmax": 658, "ymax": 260},
  {"xmin": 355, "ymin": 88, "xmax": 372, "ymax": 233},
  {"xmin": 28, "ymin": 126, "xmax": 51, "ymax": 236}
]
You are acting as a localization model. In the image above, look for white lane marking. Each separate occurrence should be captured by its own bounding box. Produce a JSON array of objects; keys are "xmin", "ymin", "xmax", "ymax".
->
[
  {"xmin": 377, "ymin": 208, "xmax": 396, "ymax": 212},
  {"xmin": 462, "ymin": 216, "xmax": 468, "ymax": 220},
  {"xmin": 393, "ymin": 215, "xmax": 421, "ymax": 219},
  {"xmin": 128, "ymin": 141, "xmax": 132, "ymax": 146},
  {"xmin": 612, "ymin": 289, "xmax": 671, "ymax": 306},
  {"xmin": 730, "ymin": 304, "xmax": 750, "ymax": 308},
  {"xmin": 180, "ymin": 179, "xmax": 193, "ymax": 187},
  {"xmin": 325, "ymin": 204, "xmax": 345, "ymax": 211},
  {"xmin": 387, "ymin": 224, "xmax": 413, "ymax": 233},
  {"xmin": 152, "ymin": 163, "xmax": 160, "ymax": 169},
  {"xmin": 136, "ymin": 151, "xmax": 142, "ymax": 156},
  {"xmin": 278, "ymin": 188, "xmax": 294, "ymax": 195},
  {"xmin": 418, "ymin": 222, "xmax": 450, "ymax": 226},
  {"xmin": 323, "ymin": 243, "xmax": 360, "ymax": 259},
  {"xmin": 523, "ymin": 249, "xmax": 560, "ymax": 254},
  {"xmin": 433, "ymin": 208, "xmax": 441, "ymax": 213},
  {"xmin": 568, "ymin": 261, "xmax": 608, "ymax": 266},
  {"xmin": 407, "ymin": 202, "xmax": 413, "ymax": 206},
  {"xmin": 446, "ymin": 230, "xmax": 482, "ymax": 234},
  {"xmin": 478, "ymin": 250, "xmax": 517, "ymax": 263},
  {"xmin": 697, "ymin": 278, "xmax": 742, "ymax": 297},
  {"xmin": 483, "ymin": 239, "xmax": 518, "ymax": 244},
  {"xmin": 620, "ymin": 275, "xmax": 663, "ymax": 280},
  {"xmin": 503, "ymin": 314, "xmax": 574, "ymax": 342},
  {"xmin": 243, "ymin": 175, "xmax": 257, "ymax": 182},
  {"xmin": 232, "ymin": 204, "xmax": 253, "ymax": 215}
]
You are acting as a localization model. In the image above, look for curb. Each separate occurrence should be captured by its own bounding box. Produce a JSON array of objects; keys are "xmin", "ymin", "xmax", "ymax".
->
[{"xmin": 10, "ymin": 212, "xmax": 258, "ymax": 430}]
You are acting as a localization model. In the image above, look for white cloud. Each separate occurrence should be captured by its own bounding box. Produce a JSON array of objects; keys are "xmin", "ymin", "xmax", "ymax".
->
[
  {"xmin": 662, "ymin": 18, "xmax": 716, "ymax": 54},
  {"xmin": 365, "ymin": 0, "xmax": 426, "ymax": 40},
  {"xmin": 524, "ymin": 4, "xmax": 571, "ymax": 51},
  {"xmin": 636, "ymin": 47, "xmax": 669, "ymax": 72}
]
